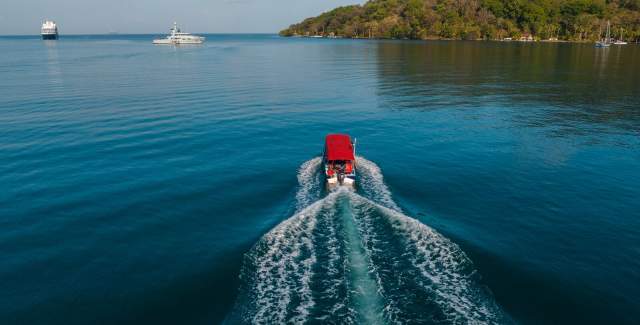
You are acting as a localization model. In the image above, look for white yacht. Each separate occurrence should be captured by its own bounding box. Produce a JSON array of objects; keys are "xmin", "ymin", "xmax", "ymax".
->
[
  {"xmin": 153, "ymin": 22, "xmax": 204, "ymax": 45},
  {"xmin": 41, "ymin": 20, "xmax": 58, "ymax": 40}
]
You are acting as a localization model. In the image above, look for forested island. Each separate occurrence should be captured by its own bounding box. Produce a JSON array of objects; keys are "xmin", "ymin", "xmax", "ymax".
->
[{"xmin": 280, "ymin": 0, "xmax": 640, "ymax": 42}]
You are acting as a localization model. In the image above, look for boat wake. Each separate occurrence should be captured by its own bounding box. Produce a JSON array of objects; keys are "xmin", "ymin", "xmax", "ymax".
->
[{"xmin": 228, "ymin": 157, "xmax": 509, "ymax": 324}]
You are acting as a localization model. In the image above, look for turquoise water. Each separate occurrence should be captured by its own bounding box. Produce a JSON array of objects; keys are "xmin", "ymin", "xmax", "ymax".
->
[{"xmin": 1, "ymin": 35, "xmax": 639, "ymax": 324}]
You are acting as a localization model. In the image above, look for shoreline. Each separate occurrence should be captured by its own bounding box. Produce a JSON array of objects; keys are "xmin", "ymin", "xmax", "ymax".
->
[{"xmin": 283, "ymin": 35, "xmax": 638, "ymax": 44}]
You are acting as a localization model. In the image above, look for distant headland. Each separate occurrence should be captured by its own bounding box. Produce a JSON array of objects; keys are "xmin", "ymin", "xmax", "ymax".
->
[{"xmin": 280, "ymin": 0, "xmax": 640, "ymax": 42}]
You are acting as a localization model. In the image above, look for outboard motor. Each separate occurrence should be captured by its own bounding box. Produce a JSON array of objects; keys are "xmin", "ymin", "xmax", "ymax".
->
[
  {"xmin": 337, "ymin": 172, "xmax": 345, "ymax": 185},
  {"xmin": 336, "ymin": 163, "xmax": 346, "ymax": 185}
]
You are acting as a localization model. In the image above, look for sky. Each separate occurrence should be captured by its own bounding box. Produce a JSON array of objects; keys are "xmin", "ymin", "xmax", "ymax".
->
[{"xmin": 0, "ymin": 0, "xmax": 362, "ymax": 35}]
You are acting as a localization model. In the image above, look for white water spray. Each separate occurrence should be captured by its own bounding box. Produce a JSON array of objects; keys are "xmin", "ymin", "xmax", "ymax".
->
[{"xmin": 231, "ymin": 157, "xmax": 508, "ymax": 324}]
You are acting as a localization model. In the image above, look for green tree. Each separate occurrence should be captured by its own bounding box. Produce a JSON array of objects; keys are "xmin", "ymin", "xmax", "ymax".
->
[{"xmin": 280, "ymin": 0, "xmax": 640, "ymax": 41}]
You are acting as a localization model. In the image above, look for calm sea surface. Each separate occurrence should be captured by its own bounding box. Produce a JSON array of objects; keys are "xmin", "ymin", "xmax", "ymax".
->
[{"xmin": 1, "ymin": 35, "xmax": 639, "ymax": 324}]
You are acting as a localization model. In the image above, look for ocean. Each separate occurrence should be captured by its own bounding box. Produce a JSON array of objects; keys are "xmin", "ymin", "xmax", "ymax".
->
[{"xmin": 1, "ymin": 34, "xmax": 639, "ymax": 324}]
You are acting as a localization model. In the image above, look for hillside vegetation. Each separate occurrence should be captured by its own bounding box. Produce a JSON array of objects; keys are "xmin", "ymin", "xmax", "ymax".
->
[{"xmin": 280, "ymin": 0, "xmax": 640, "ymax": 41}]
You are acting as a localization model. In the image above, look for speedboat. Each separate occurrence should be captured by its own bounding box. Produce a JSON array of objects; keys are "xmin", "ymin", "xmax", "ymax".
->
[
  {"xmin": 323, "ymin": 134, "xmax": 356, "ymax": 187},
  {"xmin": 153, "ymin": 22, "xmax": 204, "ymax": 45}
]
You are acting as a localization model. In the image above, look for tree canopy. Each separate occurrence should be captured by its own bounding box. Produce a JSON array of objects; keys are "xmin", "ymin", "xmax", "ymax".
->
[{"xmin": 280, "ymin": 0, "xmax": 640, "ymax": 41}]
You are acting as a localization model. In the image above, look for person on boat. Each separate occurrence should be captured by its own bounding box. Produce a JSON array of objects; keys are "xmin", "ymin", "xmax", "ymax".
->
[{"xmin": 323, "ymin": 134, "xmax": 357, "ymax": 187}]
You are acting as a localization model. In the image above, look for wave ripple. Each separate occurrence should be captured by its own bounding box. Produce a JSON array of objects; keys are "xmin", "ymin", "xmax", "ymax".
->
[{"xmin": 229, "ymin": 157, "xmax": 509, "ymax": 324}]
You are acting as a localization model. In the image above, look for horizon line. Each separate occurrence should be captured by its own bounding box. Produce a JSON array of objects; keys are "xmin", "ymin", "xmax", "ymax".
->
[{"xmin": 0, "ymin": 32, "xmax": 280, "ymax": 37}]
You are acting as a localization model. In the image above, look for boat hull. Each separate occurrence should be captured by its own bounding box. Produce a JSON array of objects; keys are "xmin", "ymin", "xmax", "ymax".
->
[
  {"xmin": 42, "ymin": 34, "xmax": 58, "ymax": 40},
  {"xmin": 324, "ymin": 161, "xmax": 356, "ymax": 188},
  {"xmin": 326, "ymin": 175, "xmax": 355, "ymax": 188},
  {"xmin": 153, "ymin": 39, "xmax": 204, "ymax": 45}
]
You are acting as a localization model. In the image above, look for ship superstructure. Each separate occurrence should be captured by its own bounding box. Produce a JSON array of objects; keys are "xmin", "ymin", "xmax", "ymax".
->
[
  {"xmin": 153, "ymin": 22, "xmax": 204, "ymax": 45},
  {"xmin": 41, "ymin": 20, "xmax": 58, "ymax": 40}
]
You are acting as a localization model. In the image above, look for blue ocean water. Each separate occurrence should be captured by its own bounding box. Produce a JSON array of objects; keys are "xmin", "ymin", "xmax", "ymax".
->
[{"xmin": 0, "ymin": 35, "xmax": 639, "ymax": 324}]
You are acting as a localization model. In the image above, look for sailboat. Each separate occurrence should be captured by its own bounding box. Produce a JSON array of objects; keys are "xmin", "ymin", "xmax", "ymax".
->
[{"xmin": 595, "ymin": 21, "xmax": 611, "ymax": 48}]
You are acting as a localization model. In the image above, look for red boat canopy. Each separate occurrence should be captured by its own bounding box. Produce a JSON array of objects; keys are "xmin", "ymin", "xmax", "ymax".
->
[{"xmin": 325, "ymin": 134, "xmax": 355, "ymax": 161}]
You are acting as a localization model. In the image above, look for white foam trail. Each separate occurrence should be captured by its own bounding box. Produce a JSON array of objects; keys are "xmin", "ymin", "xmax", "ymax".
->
[
  {"xmin": 390, "ymin": 209, "xmax": 498, "ymax": 323},
  {"xmin": 234, "ymin": 157, "xmax": 507, "ymax": 324},
  {"xmin": 349, "ymin": 192, "xmax": 505, "ymax": 324},
  {"xmin": 356, "ymin": 156, "xmax": 401, "ymax": 212},
  {"xmin": 354, "ymin": 157, "xmax": 505, "ymax": 323},
  {"xmin": 321, "ymin": 204, "xmax": 346, "ymax": 318},
  {"xmin": 339, "ymin": 193, "xmax": 386, "ymax": 324},
  {"xmin": 248, "ymin": 195, "xmax": 334, "ymax": 324},
  {"xmin": 295, "ymin": 157, "xmax": 322, "ymax": 211}
]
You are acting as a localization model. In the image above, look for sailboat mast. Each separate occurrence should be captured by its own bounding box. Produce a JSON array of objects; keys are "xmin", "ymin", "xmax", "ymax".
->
[{"xmin": 620, "ymin": 27, "xmax": 623, "ymax": 41}]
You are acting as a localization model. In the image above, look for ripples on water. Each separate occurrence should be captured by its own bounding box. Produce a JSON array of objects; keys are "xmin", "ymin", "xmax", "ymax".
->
[
  {"xmin": 229, "ymin": 157, "xmax": 510, "ymax": 324},
  {"xmin": 0, "ymin": 35, "xmax": 639, "ymax": 324}
]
